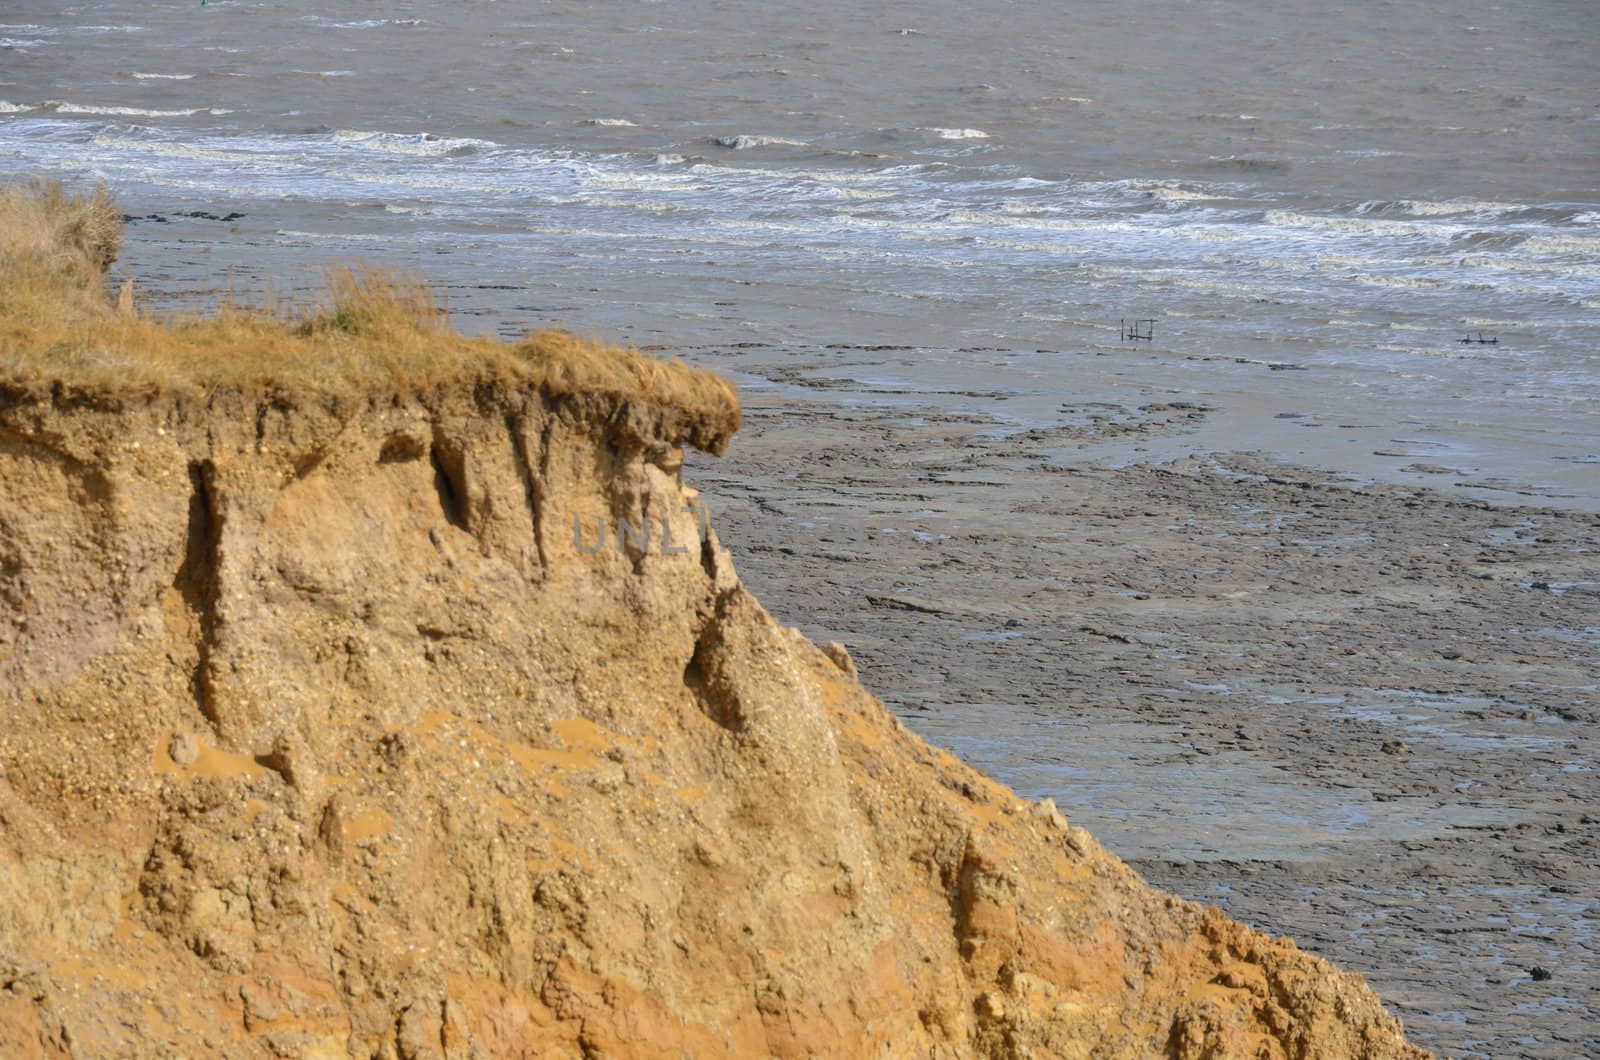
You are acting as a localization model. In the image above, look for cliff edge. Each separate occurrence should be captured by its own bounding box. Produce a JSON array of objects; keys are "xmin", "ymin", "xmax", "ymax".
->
[
  {"xmin": 0, "ymin": 379, "xmax": 1426, "ymax": 1059},
  {"xmin": 0, "ymin": 183, "xmax": 1427, "ymax": 1058}
]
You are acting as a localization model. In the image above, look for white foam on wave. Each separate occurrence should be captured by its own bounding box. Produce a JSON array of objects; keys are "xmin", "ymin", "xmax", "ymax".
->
[
  {"xmin": 1459, "ymin": 254, "xmax": 1600, "ymax": 279},
  {"xmin": 583, "ymin": 172, "xmax": 714, "ymax": 193},
  {"xmin": 321, "ymin": 167, "xmax": 515, "ymax": 196},
  {"xmin": 1148, "ymin": 186, "xmax": 1220, "ymax": 204},
  {"xmin": 1367, "ymin": 199, "xmax": 1520, "ymax": 218},
  {"xmin": 1310, "ymin": 253, "xmax": 1441, "ymax": 271},
  {"xmin": 1119, "ymin": 179, "xmax": 1235, "ymax": 204},
  {"xmin": 1499, "ymin": 281, "xmax": 1593, "ymax": 300},
  {"xmin": 582, "ymin": 118, "xmax": 637, "ymax": 127},
  {"xmin": 575, "ymin": 196, "xmax": 681, "ymax": 215},
  {"xmin": 826, "ymin": 187, "xmax": 895, "ymax": 201},
  {"xmin": 705, "ymin": 217, "xmax": 832, "ymax": 237},
  {"xmin": 1264, "ymin": 209, "xmax": 1437, "ymax": 237},
  {"xmin": 1352, "ymin": 274, "xmax": 1448, "ymax": 290},
  {"xmin": 711, "ymin": 134, "xmax": 806, "ymax": 149},
  {"xmin": 92, "ymin": 135, "xmax": 262, "ymax": 165},
  {"xmin": 131, "ymin": 72, "xmax": 194, "ymax": 80},
  {"xmin": 332, "ymin": 129, "xmax": 492, "ymax": 156},
  {"xmin": 1202, "ymin": 254, "xmax": 1305, "ymax": 272},
  {"xmin": 299, "ymin": 17, "xmax": 424, "ymax": 29},
  {"xmin": 50, "ymin": 102, "xmax": 230, "ymax": 117},
  {"xmin": 693, "ymin": 163, "xmax": 903, "ymax": 185},
  {"xmin": 971, "ymin": 236, "xmax": 1090, "ymax": 256},
  {"xmin": 943, "ymin": 208, "xmax": 1135, "ymax": 235},
  {"xmin": 1520, "ymin": 234, "xmax": 1600, "ymax": 256},
  {"xmin": 928, "ymin": 127, "xmax": 989, "ymax": 140},
  {"xmin": 0, "ymin": 101, "xmax": 35, "ymax": 113}
]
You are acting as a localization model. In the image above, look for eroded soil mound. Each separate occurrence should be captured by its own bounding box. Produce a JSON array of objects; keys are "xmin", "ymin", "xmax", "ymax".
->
[{"xmin": 0, "ymin": 380, "xmax": 1426, "ymax": 1058}]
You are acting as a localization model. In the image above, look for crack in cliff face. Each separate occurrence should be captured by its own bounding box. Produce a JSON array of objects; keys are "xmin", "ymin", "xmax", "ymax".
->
[
  {"xmin": 509, "ymin": 413, "xmax": 548, "ymax": 576},
  {"xmin": 429, "ymin": 440, "xmax": 469, "ymax": 532},
  {"xmin": 683, "ymin": 636, "xmax": 737, "ymax": 733},
  {"xmin": 173, "ymin": 460, "xmax": 220, "ymax": 726},
  {"xmin": 698, "ymin": 513, "xmax": 718, "ymax": 581},
  {"xmin": 682, "ymin": 589, "xmax": 751, "ymax": 733}
]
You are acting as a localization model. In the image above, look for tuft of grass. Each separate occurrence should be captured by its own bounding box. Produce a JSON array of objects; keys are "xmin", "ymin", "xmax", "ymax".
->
[
  {"xmin": 0, "ymin": 179, "xmax": 122, "ymax": 332},
  {"xmin": 0, "ymin": 180, "xmax": 740, "ymax": 448},
  {"xmin": 299, "ymin": 265, "xmax": 447, "ymax": 341},
  {"xmin": 0, "ymin": 178, "xmax": 120, "ymax": 280}
]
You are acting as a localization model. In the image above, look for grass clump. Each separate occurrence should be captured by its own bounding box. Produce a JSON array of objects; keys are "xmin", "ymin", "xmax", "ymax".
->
[
  {"xmin": 0, "ymin": 180, "xmax": 739, "ymax": 447},
  {"xmin": 0, "ymin": 179, "xmax": 122, "ymax": 332}
]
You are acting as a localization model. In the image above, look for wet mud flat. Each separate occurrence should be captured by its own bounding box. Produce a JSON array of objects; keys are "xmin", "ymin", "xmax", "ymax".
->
[{"xmin": 685, "ymin": 348, "xmax": 1599, "ymax": 1059}]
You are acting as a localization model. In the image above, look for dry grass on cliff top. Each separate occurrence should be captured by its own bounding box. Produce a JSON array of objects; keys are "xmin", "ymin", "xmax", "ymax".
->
[{"xmin": 0, "ymin": 180, "xmax": 739, "ymax": 432}]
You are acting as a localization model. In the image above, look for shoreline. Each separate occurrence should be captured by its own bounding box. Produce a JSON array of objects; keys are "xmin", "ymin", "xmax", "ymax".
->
[
  {"xmin": 685, "ymin": 343, "xmax": 1600, "ymax": 516},
  {"xmin": 33, "ymin": 197, "xmax": 1600, "ymax": 514}
]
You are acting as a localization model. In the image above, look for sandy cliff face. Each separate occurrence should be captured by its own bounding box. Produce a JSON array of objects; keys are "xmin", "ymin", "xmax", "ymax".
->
[{"xmin": 0, "ymin": 379, "xmax": 1426, "ymax": 1058}]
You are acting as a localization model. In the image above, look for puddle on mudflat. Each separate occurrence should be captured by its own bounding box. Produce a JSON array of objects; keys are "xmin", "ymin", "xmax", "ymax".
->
[
  {"xmin": 900, "ymin": 705, "xmax": 1521, "ymax": 862},
  {"xmin": 1342, "ymin": 689, "xmax": 1563, "ymax": 753}
]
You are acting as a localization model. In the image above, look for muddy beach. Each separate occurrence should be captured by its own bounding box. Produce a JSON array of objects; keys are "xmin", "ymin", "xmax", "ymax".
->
[{"xmin": 684, "ymin": 343, "xmax": 1600, "ymax": 1060}]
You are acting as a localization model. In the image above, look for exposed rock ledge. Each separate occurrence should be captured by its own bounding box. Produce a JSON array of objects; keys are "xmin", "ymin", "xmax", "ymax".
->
[{"xmin": 0, "ymin": 380, "xmax": 1427, "ymax": 1058}]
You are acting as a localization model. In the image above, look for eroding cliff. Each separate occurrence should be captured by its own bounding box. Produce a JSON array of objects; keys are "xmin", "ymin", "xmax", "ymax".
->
[{"xmin": 0, "ymin": 377, "xmax": 1426, "ymax": 1058}]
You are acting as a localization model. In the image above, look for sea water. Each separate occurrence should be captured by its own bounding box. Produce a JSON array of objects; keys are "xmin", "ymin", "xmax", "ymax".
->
[{"xmin": 2, "ymin": 0, "xmax": 1596, "ymax": 504}]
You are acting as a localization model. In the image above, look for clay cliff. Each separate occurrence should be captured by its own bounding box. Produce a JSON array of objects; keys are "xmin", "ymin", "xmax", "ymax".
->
[
  {"xmin": 0, "ymin": 183, "xmax": 1428, "ymax": 1057},
  {"xmin": 0, "ymin": 377, "xmax": 1429, "ymax": 1059}
]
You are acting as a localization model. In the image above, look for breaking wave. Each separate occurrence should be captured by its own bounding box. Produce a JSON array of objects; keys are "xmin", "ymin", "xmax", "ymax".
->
[
  {"xmin": 710, "ymin": 134, "xmax": 807, "ymax": 149},
  {"xmin": 48, "ymin": 101, "xmax": 231, "ymax": 117},
  {"xmin": 331, "ymin": 129, "xmax": 492, "ymax": 156}
]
